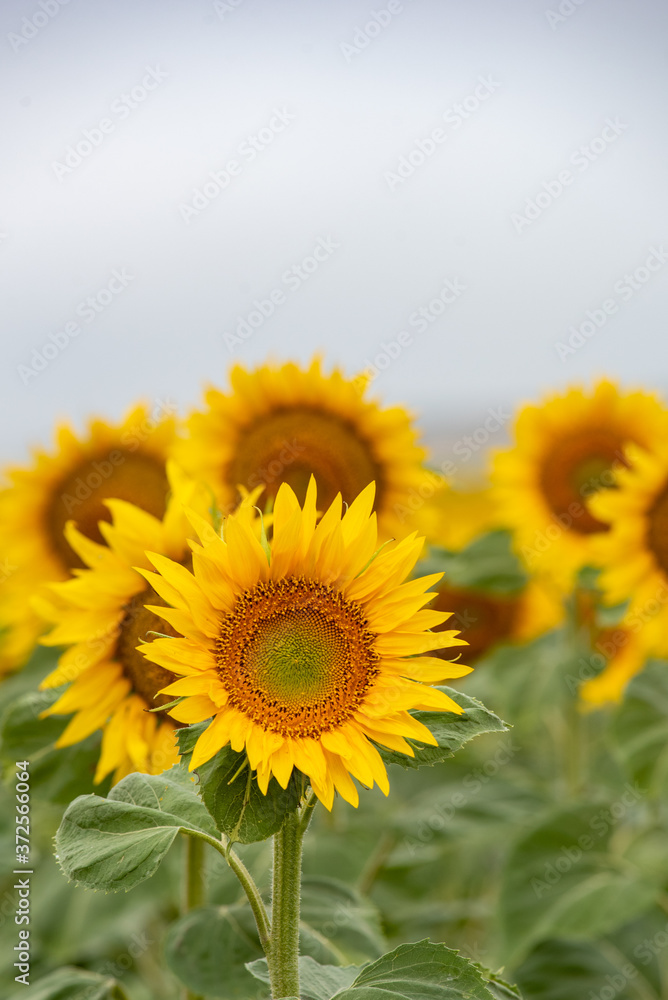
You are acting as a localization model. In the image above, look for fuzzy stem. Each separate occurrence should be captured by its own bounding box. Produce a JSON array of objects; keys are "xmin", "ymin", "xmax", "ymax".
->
[
  {"xmin": 182, "ymin": 836, "xmax": 206, "ymax": 1000},
  {"xmin": 268, "ymin": 808, "xmax": 305, "ymax": 998},
  {"xmin": 184, "ymin": 834, "xmax": 206, "ymax": 911},
  {"xmin": 182, "ymin": 829, "xmax": 271, "ymax": 953}
]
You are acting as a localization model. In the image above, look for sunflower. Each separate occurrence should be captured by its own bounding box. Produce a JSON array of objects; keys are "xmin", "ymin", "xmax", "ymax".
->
[
  {"xmin": 587, "ymin": 441, "xmax": 668, "ymax": 660},
  {"xmin": 429, "ymin": 579, "xmax": 562, "ymax": 663},
  {"xmin": 140, "ymin": 478, "xmax": 470, "ymax": 809},
  {"xmin": 176, "ymin": 357, "xmax": 430, "ymax": 540},
  {"xmin": 418, "ymin": 485, "xmax": 562, "ymax": 662},
  {"xmin": 491, "ymin": 382, "xmax": 668, "ymax": 589},
  {"xmin": 0, "ymin": 405, "xmax": 175, "ymax": 676},
  {"xmin": 416, "ymin": 482, "xmax": 501, "ymax": 551},
  {"xmin": 579, "ymin": 627, "xmax": 647, "ymax": 707},
  {"xmin": 34, "ymin": 462, "xmax": 209, "ymax": 785}
]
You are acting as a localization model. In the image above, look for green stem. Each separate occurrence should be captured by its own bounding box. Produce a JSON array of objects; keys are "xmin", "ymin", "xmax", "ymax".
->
[
  {"xmin": 184, "ymin": 834, "xmax": 206, "ymax": 911},
  {"xmin": 564, "ymin": 696, "xmax": 583, "ymax": 799},
  {"xmin": 268, "ymin": 808, "xmax": 305, "ymax": 999},
  {"xmin": 183, "ymin": 829, "xmax": 271, "ymax": 953},
  {"xmin": 357, "ymin": 831, "xmax": 397, "ymax": 896},
  {"xmin": 182, "ymin": 836, "xmax": 206, "ymax": 1000},
  {"xmin": 224, "ymin": 838, "xmax": 272, "ymax": 953}
]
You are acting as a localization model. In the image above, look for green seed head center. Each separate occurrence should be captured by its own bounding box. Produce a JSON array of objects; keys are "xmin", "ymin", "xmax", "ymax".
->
[{"xmin": 248, "ymin": 614, "xmax": 339, "ymax": 703}]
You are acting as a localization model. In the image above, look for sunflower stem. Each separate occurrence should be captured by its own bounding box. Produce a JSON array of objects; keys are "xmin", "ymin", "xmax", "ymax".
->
[
  {"xmin": 222, "ymin": 838, "xmax": 272, "ymax": 953},
  {"xmin": 181, "ymin": 829, "xmax": 271, "ymax": 953},
  {"xmin": 184, "ymin": 833, "xmax": 206, "ymax": 911},
  {"xmin": 268, "ymin": 807, "xmax": 305, "ymax": 999},
  {"xmin": 182, "ymin": 836, "xmax": 206, "ymax": 1000}
]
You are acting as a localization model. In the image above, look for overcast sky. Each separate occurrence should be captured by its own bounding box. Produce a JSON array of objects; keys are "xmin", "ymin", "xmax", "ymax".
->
[{"xmin": 2, "ymin": 0, "xmax": 667, "ymax": 468}]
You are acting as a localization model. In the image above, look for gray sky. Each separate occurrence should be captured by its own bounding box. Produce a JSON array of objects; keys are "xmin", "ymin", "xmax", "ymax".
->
[{"xmin": 2, "ymin": 0, "xmax": 667, "ymax": 468}]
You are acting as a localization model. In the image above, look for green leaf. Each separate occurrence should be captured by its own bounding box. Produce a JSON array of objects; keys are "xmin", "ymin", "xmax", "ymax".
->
[
  {"xmin": 8, "ymin": 967, "xmax": 127, "ymax": 1000},
  {"xmin": 176, "ymin": 720, "xmax": 208, "ymax": 756},
  {"xmin": 106, "ymin": 766, "xmax": 217, "ymax": 837},
  {"xmin": 165, "ymin": 904, "xmax": 267, "ymax": 999},
  {"xmin": 178, "ymin": 724, "xmax": 301, "ymax": 844},
  {"xmin": 55, "ymin": 765, "xmax": 218, "ymax": 892},
  {"xmin": 418, "ymin": 532, "xmax": 527, "ymax": 595},
  {"xmin": 514, "ymin": 938, "xmax": 645, "ymax": 1000},
  {"xmin": 301, "ymin": 876, "xmax": 386, "ymax": 964},
  {"xmin": 479, "ymin": 974, "xmax": 524, "ymax": 1000},
  {"xmin": 499, "ymin": 805, "xmax": 657, "ymax": 966},
  {"xmin": 334, "ymin": 940, "xmax": 503, "ymax": 999},
  {"xmin": 0, "ymin": 691, "xmax": 107, "ymax": 802},
  {"xmin": 464, "ymin": 628, "xmax": 583, "ymax": 731},
  {"xmin": 611, "ymin": 659, "xmax": 668, "ymax": 797},
  {"xmin": 377, "ymin": 688, "xmax": 507, "ymax": 770},
  {"xmin": 246, "ymin": 955, "xmax": 360, "ymax": 999}
]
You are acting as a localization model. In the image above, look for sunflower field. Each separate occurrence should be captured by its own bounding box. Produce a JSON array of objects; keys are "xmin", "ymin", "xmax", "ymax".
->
[{"xmin": 1, "ymin": 363, "xmax": 668, "ymax": 1000}]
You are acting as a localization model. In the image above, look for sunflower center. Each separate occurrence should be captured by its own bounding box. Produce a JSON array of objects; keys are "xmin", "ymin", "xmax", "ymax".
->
[
  {"xmin": 228, "ymin": 408, "xmax": 382, "ymax": 510},
  {"xmin": 538, "ymin": 431, "xmax": 626, "ymax": 534},
  {"xmin": 647, "ymin": 486, "xmax": 668, "ymax": 576},
  {"xmin": 48, "ymin": 450, "xmax": 169, "ymax": 569},
  {"xmin": 432, "ymin": 586, "xmax": 519, "ymax": 662},
  {"xmin": 117, "ymin": 589, "xmax": 178, "ymax": 709},
  {"xmin": 215, "ymin": 577, "xmax": 380, "ymax": 738}
]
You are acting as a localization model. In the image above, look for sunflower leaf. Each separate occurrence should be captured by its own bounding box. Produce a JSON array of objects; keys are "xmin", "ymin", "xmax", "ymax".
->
[
  {"xmin": 55, "ymin": 765, "xmax": 219, "ymax": 892},
  {"xmin": 611, "ymin": 658, "xmax": 668, "ymax": 797},
  {"xmin": 498, "ymin": 803, "xmax": 657, "ymax": 967},
  {"xmin": 7, "ymin": 966, "xmax": 128, "ymax": 999},
  {"xmin": 300, "ymin": 875, "xmax": 386, "ymax": 963},
  {"xmin": 0, "ymin": 690, "xmax": 109, "ymax": 803},
  {"xmin": 512, "ymin": 938, "xmax": 646, "ymax": 1000},
  {"xmin": 179, "ymin": 734, "xmax": 301, "ymax": 844},
  {"xmin": 165, "ymin": 904, "xmax": 267, "ymax": 999},
  {"xmin": 377, "ymin": 687, "xmax": 508, "ymax": 770},
  {"xmin": 330, "ymin": 940, "xmax": 520, "ymax": 999}
]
